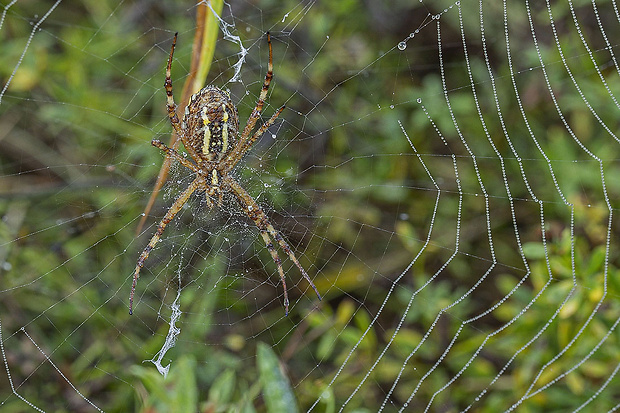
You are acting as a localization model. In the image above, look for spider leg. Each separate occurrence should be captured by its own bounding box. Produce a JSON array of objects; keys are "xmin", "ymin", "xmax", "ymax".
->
[
  {"xmin": 238, "ymin": 32, "xmax": 274, "ymax": 149},
  {"xmin": 223, "ymin": 105, "xmax": 285, "ymax": 173},
  {"xmin": 265, "ymin": 224, "xmax": 321, "ymax": 301},
  {"xmin": 165, "ymin": 33, "xmax": 183, "ymax": 137},
  {"xmin": 242, "ymin": 105, "xmax": 285, "ymax": 154},
  {"xmin": 152, "ymin": 139, "xmax": 200, "ymax": 174},
  {"xmin": 129, "ymin": 177, "xmax": 201, "ymax": 315},
  {"xmin": 153, "ymin": 139, "xmax": 224, "ymax": 208},
  {"xmin": 164, "ymin": 32, "xmax": 202, "ymax": 162},
  {"xmin": 223, "ymin": 175, "xmax": 321, "ymax": 315},
  {"xmin": 258, "ymin": 229, "xmax": 290, "ymax": 315},
  {"xmin": 136, "ymin": 33, "xmax": 190, "ymax": 237}
]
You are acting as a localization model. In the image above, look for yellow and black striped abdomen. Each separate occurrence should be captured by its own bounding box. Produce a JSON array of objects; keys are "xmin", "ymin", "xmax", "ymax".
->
[{"xmin": 182, "ymin": 86, "xmax": 239, "ymax": 162}]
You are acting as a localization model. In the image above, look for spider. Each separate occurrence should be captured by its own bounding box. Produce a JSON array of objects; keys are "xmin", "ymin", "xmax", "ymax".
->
[{"xmin": 129, "ymin": 32, "xmax": 321, "ymax": 316}]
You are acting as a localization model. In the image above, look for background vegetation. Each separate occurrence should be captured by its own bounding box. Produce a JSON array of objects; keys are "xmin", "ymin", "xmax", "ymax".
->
[{"xmin": 1, "ymin": 0, "xmax": 619, "ymax": 411}]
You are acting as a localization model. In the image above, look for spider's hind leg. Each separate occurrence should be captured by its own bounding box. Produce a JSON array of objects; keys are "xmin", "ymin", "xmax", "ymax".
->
[
  {"xmin": 129, "ymin": 176, "xmax": 201, "ymax": 314},
  {"xmin": 266, "ymin": 224, "xmax": 322, "ymax": 302},
  {"xmin": 223, "ymin": 175, "xmax": 321, "ymax": 315},
  {"xmin": 258, "ymin": 230, "xmax": 290, "ymax": 315}
]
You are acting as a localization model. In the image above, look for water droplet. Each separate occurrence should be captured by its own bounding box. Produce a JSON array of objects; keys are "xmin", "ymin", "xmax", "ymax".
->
[
  {"xmin": 397, "ymin": 41, "xmax": 407, "ymax": 51},
  {"xmin": 389, "ymin": 104, "xmax": 395, "ymax": 109},
  {"xmin": 416, "ymin": 98, "xmax": 422, "ymax": 104}
]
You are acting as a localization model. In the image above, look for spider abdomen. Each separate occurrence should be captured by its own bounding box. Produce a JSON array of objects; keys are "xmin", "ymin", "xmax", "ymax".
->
[{"xmin": 182, "ymin": 86, "xmax": 239, "ymax": 162}]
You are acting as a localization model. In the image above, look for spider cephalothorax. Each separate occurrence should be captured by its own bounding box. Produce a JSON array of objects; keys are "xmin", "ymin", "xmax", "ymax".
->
[{"xmin": 129, "ymin": 32, "xmax": 321, "ymax": 316}]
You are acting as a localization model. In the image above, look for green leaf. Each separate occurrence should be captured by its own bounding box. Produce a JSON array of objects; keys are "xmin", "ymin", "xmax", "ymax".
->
[
  {"xmin": 131, "ymin": 355, "xmax": 198, "ymax": 413},
  {"xmin": 208, "ymin": 369, "xmax": 236, "ymax": 405},
  {"xmin": 171, "ymin": 356, "xmax": 198, "ymax": 413},
  {"xmin": 257, "ymin": 343, "xmax": 299, "ymax": 413},
  {"xmin": 522, "ymin": 242, "xmax": 546, "ymax": 259}
]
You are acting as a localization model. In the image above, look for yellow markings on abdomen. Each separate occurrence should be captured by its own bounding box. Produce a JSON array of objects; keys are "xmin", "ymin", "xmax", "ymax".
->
[
  {"xmin": 201, "ymin": 106, "xmax": 211, "ymax": 155},
  {"xmin": 221, "ymin": 104, "xmax": 229, "ymax": 158}
]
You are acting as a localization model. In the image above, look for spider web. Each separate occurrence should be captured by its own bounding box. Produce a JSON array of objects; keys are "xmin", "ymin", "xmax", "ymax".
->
[{"xmin": 1, "ymin": 0, "xmax": 620, "ymax": 411}]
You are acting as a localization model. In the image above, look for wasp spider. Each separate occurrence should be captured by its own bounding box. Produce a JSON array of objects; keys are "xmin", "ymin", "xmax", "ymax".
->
[{"xmin": 129, "ymin": 32, "xmax": 321, "ymax": 316}]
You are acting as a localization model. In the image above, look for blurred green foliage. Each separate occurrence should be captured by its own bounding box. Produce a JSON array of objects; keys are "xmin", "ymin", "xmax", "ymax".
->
[{"xmin": 1, "ymin": 0, "xmax": 619, "ymax": 412}]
